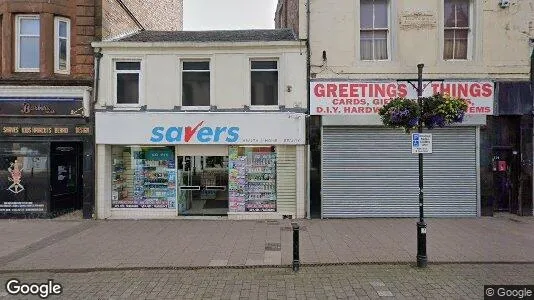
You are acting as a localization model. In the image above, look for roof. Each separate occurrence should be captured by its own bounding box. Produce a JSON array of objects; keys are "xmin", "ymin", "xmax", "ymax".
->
[{"xmin": 116, "ymin": 29, "xmax": 297, "ymax": 43}]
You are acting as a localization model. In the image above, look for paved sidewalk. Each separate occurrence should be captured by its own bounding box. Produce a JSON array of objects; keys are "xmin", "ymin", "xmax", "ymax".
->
[
  {"xmin": 1, "ymin": 264, "xmax": 533, "ymax": 299},
  {"xmin": 0, "ymin": 215, "xmax": 533, "ymax": 271}
]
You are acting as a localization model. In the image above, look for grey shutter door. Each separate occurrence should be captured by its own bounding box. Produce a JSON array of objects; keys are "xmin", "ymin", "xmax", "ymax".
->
[{"xmin": 321, "ymin": 127, "xmax": 477, "ymax": 218}]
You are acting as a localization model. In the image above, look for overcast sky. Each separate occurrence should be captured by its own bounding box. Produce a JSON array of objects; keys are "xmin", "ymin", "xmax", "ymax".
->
[{"xmin": 183, "ymin": 0, "xmax": 278, "ymax": 30}]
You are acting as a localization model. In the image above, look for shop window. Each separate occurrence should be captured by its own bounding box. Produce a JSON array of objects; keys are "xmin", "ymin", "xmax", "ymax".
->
[
  {"xmin": 15, "ymin": 15, "xmax": 40, "ymax": 72},
  {"xmin": 0, "ymin": 143, "xmax": 49, "ymax": 214},
  {"xmin": 228, "ymin": 146, "xmax": 277, "ymax": 212},
  {"xmin": 360, "ymin": 0, "xmax": 389, "ymax": 60},
  {"xmin": 54, "ymin": 17, "xmax": 70, "ymax": 74},
  {"xmin": 444, "ymin": 0, "xmax": 470, "ymax": 60},
  {"xmin": 251, "ymin": 60, "xmax": 278, "ymax": 106},
  {"xmin": 182, "ymin": 61, "xmax": 210, "ymax": 107},
  {"xmin": 114, "ymin": 61, "xmax": 141, "ymax": 105},
  {"xmin": 111, "ymin": 146, "xmax": 176, "ymax": 209}
]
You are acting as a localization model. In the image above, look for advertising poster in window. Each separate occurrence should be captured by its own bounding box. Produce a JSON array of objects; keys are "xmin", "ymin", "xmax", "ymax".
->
[
  {"xmin": 228, "ymin": 146, "xmax": 277, "ymax": 213},
  {"xmin": 310, "ymin": 81, "xmax": 494, "ymax": 115},
  {"xmin": 0, "ymin": 143, "xmax": 49, "ymax": 215},
  {"xmin": 111, "ymin": 146, "xmax": 176, "ymax": 209}
]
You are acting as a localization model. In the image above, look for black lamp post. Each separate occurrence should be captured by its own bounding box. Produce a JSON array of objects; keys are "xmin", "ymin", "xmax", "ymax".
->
[{"xmin": 416, "ymin": 63, "xmax": 428, "ymax": 268}]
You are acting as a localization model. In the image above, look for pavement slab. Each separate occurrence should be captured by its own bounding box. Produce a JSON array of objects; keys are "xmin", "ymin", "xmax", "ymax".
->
[
  {"xmin": 2, "ymin": 264, "xmax": 531, "ymax": 299},
  {"xmin": 0, "ymin": 215, "xmax": 532, "ymax": 271}
]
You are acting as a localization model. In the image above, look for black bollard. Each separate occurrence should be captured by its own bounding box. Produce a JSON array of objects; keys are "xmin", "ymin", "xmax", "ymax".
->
[{"xmin": 292, "ymin": 222, "xmax": 300, "ymax": 272}]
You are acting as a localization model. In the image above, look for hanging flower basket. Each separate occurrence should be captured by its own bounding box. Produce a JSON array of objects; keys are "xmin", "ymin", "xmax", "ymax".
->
[
  {"xmin": 378, "ymin": 94, "xmax": 469, "ymax": 132},
  {"xmin": 378, "ymin": 98, "xmax": 419, "ymax": 133},
  {"xmin": 421, "ymin": 93, "xmax": 468, "ymax": 129}
]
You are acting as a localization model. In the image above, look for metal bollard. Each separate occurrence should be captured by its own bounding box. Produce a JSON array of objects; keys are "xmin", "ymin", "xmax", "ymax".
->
[{"xmin": 292, "ymin": 222, "xmax": 300, "ymax": 272}]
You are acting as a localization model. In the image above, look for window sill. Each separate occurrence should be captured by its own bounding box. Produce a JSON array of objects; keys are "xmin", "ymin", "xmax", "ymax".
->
[
  {"xmin": 112, "ymin": 104, "xmax": 143, "ymax": 111},
  {"xmin": 54, "ymin": 70, "xmax": 70, "ymax": 75},
  {"xmin": 14, "ymin": 68, "xmax": 40, "ymax": 73},
  {"xmin": 249, "ymin": 105, "xmax": 280, "ymax": 111},
  {"xmin": 181, "ymin": 106, "xmax": 211, "ymax": 111}
]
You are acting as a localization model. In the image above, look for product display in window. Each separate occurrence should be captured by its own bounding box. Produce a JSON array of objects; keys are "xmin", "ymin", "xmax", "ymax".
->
[
  {"xmin": 229, "ymin": 146, "xmax": 276, "ymax": 212},
  {"xmin": 111, "ymin": 146, "xmax": 176, "ymax": 209}
]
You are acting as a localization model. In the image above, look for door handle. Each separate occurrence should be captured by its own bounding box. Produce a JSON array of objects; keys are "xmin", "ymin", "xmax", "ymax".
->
[{"xmin": 179, "ymin": 186, "xmax": 200, "ymax": 191}]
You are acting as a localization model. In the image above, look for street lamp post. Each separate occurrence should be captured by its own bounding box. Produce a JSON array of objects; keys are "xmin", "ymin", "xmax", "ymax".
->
[{"xmin": 416, "ymin": 63, "xmax": 428, "ymax": 268}]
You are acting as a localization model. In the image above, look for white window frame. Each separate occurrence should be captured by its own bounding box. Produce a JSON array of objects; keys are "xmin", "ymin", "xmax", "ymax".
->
[
  {"xmin": 54, "ymin": 17, "xmax": 70, "ymax": 74},
  {"xmin": 15, "ymin": 14, "xmax": 40, "ymax": 72},
  {"xmin": 113, "ymin": 59, "xmax": 143, "ymax": 107},
  {"xmin": 180, "ymin": 60, "xmax": 211, "ymax": 110},
  {"xmin": 442, "ymin": 0, "xmax": 472, "ymax": 61},
  {"xmin": 359, "ymin": 0, "xmax": 390, "ymax": 61},
  {"xmin": 249, "ymin": 59, "xmax": 280, "ymax": 110}
]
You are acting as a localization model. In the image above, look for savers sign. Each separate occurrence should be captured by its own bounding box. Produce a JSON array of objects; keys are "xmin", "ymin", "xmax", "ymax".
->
[{"xmin": 310, "ymin": 81, "xmax": 494, "ymax": 115}]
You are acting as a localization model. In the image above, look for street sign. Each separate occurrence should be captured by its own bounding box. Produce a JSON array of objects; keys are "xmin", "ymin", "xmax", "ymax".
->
[{"xmin": 412, "ymin": 133, "xmax": 432, "ymax": 154}]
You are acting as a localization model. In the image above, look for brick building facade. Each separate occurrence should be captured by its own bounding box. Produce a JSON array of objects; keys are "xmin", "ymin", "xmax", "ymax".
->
[
  {"xmin": 0, "ymin": 0, "xmax": 183, "ymax": 219},
  {"xmin": 101, "ymin": 0, "xmax": 183, "ymax": 40},
  {"xmin": 274, "ymin": 0, "xmax": 299, "ymax": 37}
]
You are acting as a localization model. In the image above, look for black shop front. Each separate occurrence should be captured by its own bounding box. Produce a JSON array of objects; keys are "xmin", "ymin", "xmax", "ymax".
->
[{"xmin": 0, "ymin": 94, "xmax": 94, "ymax": 219}]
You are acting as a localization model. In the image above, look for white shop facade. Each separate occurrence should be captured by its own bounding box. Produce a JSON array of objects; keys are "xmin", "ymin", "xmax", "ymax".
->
[
  {"xmin": 311, "ymin": 80, "xmax": 494, "ymax": 218},
  {"xmin": 95, "ymin": 111, "xmax": 306, "ymax": 219}
]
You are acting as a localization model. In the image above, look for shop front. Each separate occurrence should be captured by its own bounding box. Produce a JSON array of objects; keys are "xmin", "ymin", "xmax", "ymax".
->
[
  {"xmin": 0, "ymin": 87, "xmax": 93, "ymax": 218},
  {"xmin": 310, "ymin": 80, "xmax": 494, "ymax": 218},
  {"xmin": 95, "ymin": 111, "xmax": 306, "ymax": 219}
]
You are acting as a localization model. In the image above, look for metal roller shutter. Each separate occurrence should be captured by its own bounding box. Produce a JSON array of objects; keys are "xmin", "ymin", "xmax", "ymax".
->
[{"xmin": 321, "ymin": 127, "xmax": 477, "ymax": 218}]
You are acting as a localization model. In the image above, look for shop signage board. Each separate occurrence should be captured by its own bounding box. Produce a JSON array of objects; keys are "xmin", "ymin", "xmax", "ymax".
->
[
  {"xmin": 96, "ymin": 112, "xmax": 306, "ymax": 145},
  {"xmin": 0, "ymin": 125, "xmax": 91, "ymax": 136},
  {"xmin": 310, "ymin": 81, "xmax": 494, "ymax": 116},
  {"xmin": 412, "ymin": 133, "xmax": 432, "ymax": 154},
  {"xmin": 0, "ymin": 97, "xmax": 85, "ymax": 117}
]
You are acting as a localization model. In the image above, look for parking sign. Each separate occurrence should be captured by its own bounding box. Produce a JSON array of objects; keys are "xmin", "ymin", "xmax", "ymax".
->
[{"xmin": 412, "ymin": 133, "xmax": 432, "ymax": 154}]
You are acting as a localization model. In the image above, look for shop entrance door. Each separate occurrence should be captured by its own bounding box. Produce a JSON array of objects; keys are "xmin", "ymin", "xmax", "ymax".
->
[
  {"xmin": 491, "ymin": 147, "xmax": 520, "ymax": 213},
  {"xmin": 50, "ymin": 142, "xmax": 82, "ymax": 214},
  {"xmin": 177, "ymin": 156, "xmax": 228, "ymax": 216}
]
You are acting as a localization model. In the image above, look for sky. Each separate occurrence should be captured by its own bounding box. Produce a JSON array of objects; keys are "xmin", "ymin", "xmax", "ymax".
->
[{"xmin": 183, "ymin": 0, "xmax": 279, "ymax": 30}]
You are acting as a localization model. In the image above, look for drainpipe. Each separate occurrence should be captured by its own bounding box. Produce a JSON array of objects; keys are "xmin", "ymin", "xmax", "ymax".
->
[
  {"xmin": 305, "ymin": 0, "xmax": 311, "ymax": 219},
  {"xmin": 88, "ymin": 48, "xmax": 103, "ymax": 219}
]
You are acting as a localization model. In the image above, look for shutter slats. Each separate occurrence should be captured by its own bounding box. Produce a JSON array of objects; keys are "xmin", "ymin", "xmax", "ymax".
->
[
  {"xmin": 276, "ymin": 145, "xmax": 296, "ymax": 214},
  {"xmin": 322, "ymin": 127, "xmax": 477, "ymax": 218}
]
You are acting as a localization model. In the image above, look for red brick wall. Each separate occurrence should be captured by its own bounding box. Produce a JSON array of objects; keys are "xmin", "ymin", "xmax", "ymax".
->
[
  {"xmin": 102, "ymin": 0, "xmax": 182, "ymax": 40},
  {"xmin": 275, "ymin": 0, "xmax": 299, "ymax": 36},
  {"xmin": 0, "ymin": 0, "xmax": 99, "ymax": 83}
]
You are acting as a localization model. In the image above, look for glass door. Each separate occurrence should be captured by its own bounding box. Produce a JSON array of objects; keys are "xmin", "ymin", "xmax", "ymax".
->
[{"xmin": 177, "ymin": 155, "xmax": 228, "ymax": 216}]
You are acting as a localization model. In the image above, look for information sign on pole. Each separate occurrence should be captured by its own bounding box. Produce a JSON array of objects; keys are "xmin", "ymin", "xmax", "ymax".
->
[{"xmin": 412, "ymin": 133, "xmax": 432, "ymax": 154}]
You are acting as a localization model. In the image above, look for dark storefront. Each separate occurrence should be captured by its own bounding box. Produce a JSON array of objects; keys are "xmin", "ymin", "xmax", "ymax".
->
[
  {"xmin": 0, "ymin": 96, "xmax": 94, "ymax": 218},
  {"xmin": 480, "ymin": 82, "xmax": 533, "ymax": 216}
]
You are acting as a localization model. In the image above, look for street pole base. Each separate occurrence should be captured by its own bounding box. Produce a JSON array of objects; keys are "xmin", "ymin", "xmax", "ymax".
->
[
  {"xmin": 292, "ymin": 260, "xmax": 300, "ymax": 272},
  {"xmin": 416, "ymin": 221, "xmax": 427, "ymax": 268},
  {"xmin": 416, "ymin": 255, "xmax": 427, "ymax": 268}
]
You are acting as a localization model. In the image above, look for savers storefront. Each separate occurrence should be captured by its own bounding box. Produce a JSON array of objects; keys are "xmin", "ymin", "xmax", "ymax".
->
[
  {"xmin": 311, "ymin": 80, "xmax": 494, "ymax": 218},
  {"xmin": 95, "ymin": 111, "xmax": 306, "ymax": 219}
]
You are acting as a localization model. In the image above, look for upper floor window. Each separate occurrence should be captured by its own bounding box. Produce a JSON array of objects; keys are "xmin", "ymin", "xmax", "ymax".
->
[
  {"xmin": 114, "ymin": 61, "xmax": 141, "ymax": 105},
  {"xmin": 444, "ymin": 0, "xmax": 470, "ymax": 60},
  {"xmin": 15, "ymin": 15, "xmax": 40, "ymax": 72},
  {"xmin": 360, "ymin": 0, "xmax": 388, "ymax": 60},
  {"xmin": 182, "ymin": 61, "xmax": 210, "ymax": 107},
  {"xmin": 54, "ymin": 17, "xmax": 70, "ymax": 73},
  {"xmin": 251, "ymin": 60, "xmax": 278, "ymax": 106}
]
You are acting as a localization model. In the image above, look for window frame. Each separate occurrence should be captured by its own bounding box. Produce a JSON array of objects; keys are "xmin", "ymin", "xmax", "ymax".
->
[
  {"xmin": 15, "ymin": 14, "xmax": 40, "ymax": 72},
  {"xmin": 442, "ymin": 0, "xmax": 472, "ymax": 61},
  {"xmin": 180, "ymin": 59, "xmax": 211, "ymax": 110},
  {"xmin": 359, "ymin": 0, "xmax": 390, "ymax": 61},
  {"xmin": 54, "ymin": 17, "xmax": 70, "ymax": 74},
  {"xmin": 113, "ymin": 59, "xmax": 143, "ymax": 107},
  {"xmin": 249, "ymin": 59, "xmax": 280, "ymax": 110}
]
